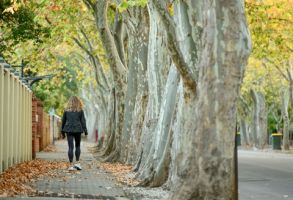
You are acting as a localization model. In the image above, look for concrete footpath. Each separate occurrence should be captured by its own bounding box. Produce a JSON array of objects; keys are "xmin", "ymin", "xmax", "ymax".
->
[{"xmin": 2, "ymin": 140, "xmax": 128, "ymax": 200}]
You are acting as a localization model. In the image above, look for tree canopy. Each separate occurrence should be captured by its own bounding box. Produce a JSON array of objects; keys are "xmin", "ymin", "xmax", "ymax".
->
[{"xmin": 0, "ymin": 0, "xmax": 292, "ymax": 124}]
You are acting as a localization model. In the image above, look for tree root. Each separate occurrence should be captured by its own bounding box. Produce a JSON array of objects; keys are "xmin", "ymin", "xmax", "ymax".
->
[
  {"xmin": 103, "ymin": 148, "xmax": 120, "ymax": 162},
  {"xmin": 136, "ymin": 170, "xmax": 155, "ymax": 187},
  {"xmin": 133, "ymin": 150, "xmax": 143, "ymax": 172}
]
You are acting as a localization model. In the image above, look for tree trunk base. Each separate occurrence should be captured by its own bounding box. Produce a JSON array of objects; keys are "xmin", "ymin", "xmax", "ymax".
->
[
  {"xmin": 103, "ymin": 148, "xmax": 120, "ymax": 162},
  {"xmin": 137, "ymin": 170, "xmax": 155, "ymax": 187}
]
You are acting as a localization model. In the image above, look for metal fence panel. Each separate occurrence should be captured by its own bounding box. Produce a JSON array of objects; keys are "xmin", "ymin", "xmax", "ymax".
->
[
  {"xmin": 0, "ymin": 66, "xmax": 4, "ymax": 172},
  {"xmin": 0, "ymin": 61, "xmax": 32, "ymax": 172},
  {"xmin": 0, "ymin": 59, "xmax": 61, "ymax": 173}
]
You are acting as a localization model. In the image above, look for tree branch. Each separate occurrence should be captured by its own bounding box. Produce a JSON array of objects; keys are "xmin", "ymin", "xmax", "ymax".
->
[
  {"xmin": 78, "ymin": 28, "xmax": 112, "ymax": 90},
  {"xmin": 82, "ymin": 0, "xmax": 95, "ymax": 11},
  {"xmin": 94, "ymin": 0, "xmax": 127, "ymax": 85},
  {"xmin": 264, "ymin": 58, "xmax": 289, "ymax": 81},
  {"xmin": 268, "ymin": 17, "xmax": 293, "ymax": 24},
  {"xmin": 150, "ymin": 0, "xmax": 196, "ymax": 91},
  {"xmin": 96, "ymin": 55, "xmax": 111, "ymax": 89},
  {"xmin": 72, "ymin": 37, "xmax": 108, "ymax": 92},
  {"xmin": 239, "ymin": 96, "xmax": 251, "ymax": 114},
  {"xmin": 80, "ymin": 28, "xmax": 94, "ymax": 52},
  {"xmin": 113, "ymin": 11, "xmax": 127, "ymax": 66},
  {"xmin": 72, "ymin": 37, "xmax": 92, "ymax": 57}
]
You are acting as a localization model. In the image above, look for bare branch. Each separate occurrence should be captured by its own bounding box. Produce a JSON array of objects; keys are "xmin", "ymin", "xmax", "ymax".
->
[
  {"xmin": 96, "ymin": 55, "xmax": 111, "ymax": 89},
  {"xmin": 72, "ymin": 37, "xmax": 91, "ymax": 57},
  {"xmin": 72, "ymin": 37, "xmax": 109, "ymax": 92},
  {"xmin": 45, "ymin": 15, "xmax": 52, "ymax": 25},
  {"xmin": 80, "ymin": 28, "xmax": 94, "ymax": 52},
  {"xmin": 268, "ymin": 17, "xmax": 293, "ymax": 24},
  {"xmin": 75, "ymin": 29, "xmax": 112, "ymax": 90},
  {"xmin": 264, "ymin": 58, "xmax": 289, "ymax": 81}
]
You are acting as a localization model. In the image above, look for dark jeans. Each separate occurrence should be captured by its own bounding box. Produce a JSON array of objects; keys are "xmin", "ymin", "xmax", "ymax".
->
[{"xmin": 66, "ymin": 133, "xmax": 81, "ymax": 163}]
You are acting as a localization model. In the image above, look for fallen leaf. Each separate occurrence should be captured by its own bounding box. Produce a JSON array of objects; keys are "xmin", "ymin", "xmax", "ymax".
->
[
  {"xmin": 0, "ymin": 159, "xmax": 68, "ymax": 197},
  {"xmin": 42, "ymin": 145, "xmax": 57, "ymax": 152},
  {"xmin": 97, "ymin": 162, "xmax": 140, "ymax": 186}
]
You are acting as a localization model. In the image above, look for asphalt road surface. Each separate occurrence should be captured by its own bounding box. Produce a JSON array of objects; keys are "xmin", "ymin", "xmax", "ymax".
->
[{"xmin": 239, "ymin": 150, "xmax": 293, "ymax": 200}]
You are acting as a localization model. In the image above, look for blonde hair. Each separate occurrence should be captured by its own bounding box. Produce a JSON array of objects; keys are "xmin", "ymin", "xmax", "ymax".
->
[{"xmin": 65, "ymin": 96, "xmax": 83, "ymax": 112}]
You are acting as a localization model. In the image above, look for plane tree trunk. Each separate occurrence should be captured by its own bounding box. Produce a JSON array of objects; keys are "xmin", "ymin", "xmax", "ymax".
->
[
  {"xmin": 251, "ymin": 90, "xmax": 268, "ymax": 149},
  {"xmin": 150, "ymin": 0, "xmax": 251, "ymax": 199}
]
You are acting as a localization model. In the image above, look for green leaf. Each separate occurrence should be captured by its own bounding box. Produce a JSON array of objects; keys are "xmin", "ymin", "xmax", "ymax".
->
[{"xmin": 118, "ymin": 0, "xmax": 129, "ymax": 13}]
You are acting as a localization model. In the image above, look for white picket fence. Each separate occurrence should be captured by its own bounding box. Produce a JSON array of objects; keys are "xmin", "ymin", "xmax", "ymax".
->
[{"xmin": 0, "ymin": 58, "xmax": 32, "ymax": 173}]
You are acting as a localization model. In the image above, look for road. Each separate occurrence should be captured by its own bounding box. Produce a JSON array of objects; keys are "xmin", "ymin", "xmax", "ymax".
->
[{"xmin": 239, "ymin": 150, "xmax": 293, "ymax": 200}]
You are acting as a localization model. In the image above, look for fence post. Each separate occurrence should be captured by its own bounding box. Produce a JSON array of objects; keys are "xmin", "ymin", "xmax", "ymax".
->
[
  {"xmin": 9, "ymin": 73, "xmax": 16, "ymax": 166},
  {"xmin": 0, "ymin": 62, "xmax": 4, "ymax": 172},
  {"xmin": 25, "ymin": 88, "xmax": 29, "ymax": 160},
  {"xmin": 24, "ymin": 88, "xmax": 27, "ymax": 160},
  {"xmin": 21, "ymin": 84, "xmax": 25, "ymax": 162},
  {"xmin": 26, "ymin": 87, "xmax": 31, "ymax": 160},
  {"xmin": 15, "ymin": 78, "xmax": 20, "ymax": 164},
  {"xmin": 3, "ymin": 67, "xmax": 9, "ymax": 170},
  {"xmin": 17, "ymin": 78, "xmax": 22, "ymax": 163},
  {"xmin": 7, "ymin": 67, "xmax": 13, "ymax": 168},
  {"xmin": 29, "ymin": 91, "xmax": 32, "ymax": 160},
  {"xmin": 26, "ymin": 85, "xmax": 31, "ymax": 161}
]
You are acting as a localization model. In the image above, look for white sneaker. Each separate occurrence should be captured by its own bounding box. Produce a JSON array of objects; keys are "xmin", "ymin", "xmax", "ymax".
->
[
  {"xmin": 68, "ymin": 166, "xmax": 76, "ymax": 171},
  {"xmin": 74, "ymin": 163, "xmax": 82, "ymax": 170}
]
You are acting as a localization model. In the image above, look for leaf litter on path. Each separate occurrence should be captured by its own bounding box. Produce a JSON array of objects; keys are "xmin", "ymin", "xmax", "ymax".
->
[
  {"xmin": 42, "ymin": 145, "xmax": 57, "ymax": 152},
  {"xmin": 0, "ymin": 159, "xmax": 68, "ymax": 197},
  {"xmin": 97, "ymin": 162, "xmax": 140, "ymax": 186}
]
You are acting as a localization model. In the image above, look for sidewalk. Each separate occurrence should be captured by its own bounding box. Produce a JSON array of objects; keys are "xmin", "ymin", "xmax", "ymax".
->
[{"xmin": 2, "ymin": 140, "xmax": 127, "ymax": 200}]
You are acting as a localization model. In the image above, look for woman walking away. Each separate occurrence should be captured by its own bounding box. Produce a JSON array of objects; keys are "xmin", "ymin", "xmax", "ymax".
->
[{"xmin": 61, "ymin": 96, "xmax": 88, "ymax": 171}]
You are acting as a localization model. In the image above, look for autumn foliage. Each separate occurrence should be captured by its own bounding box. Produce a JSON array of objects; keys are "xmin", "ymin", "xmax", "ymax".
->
[{"xmin": 0, "ymin": 159, "xmax": 68, "ymax": 197}]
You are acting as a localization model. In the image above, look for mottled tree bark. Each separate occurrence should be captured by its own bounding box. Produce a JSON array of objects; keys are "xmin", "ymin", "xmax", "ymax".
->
[
  {"xmin": 82, "ymin": 0, "xmax": 128, "ymax": 161},
  {"xmin": 83, "ymin": 1, "xmax": 251, "ymax": 199},
  {"xmin": 120, "ymin": 8, "xmax": 149, "ymax": 163},
  {"xmin": 282, "ymin": 89, "xmax": 290, "ymax": 150},
  {"xmin": 238, "ymin": 97, "xmax": 252, "ymax": 146},
  {"xmin": 240, "ymin": 119, "xmax": 249, "ymax": 146},
  {"xmin": 251, "ymin": 90, "xmax": 268, "ymax": 149},
  {"xmin": 126, "ymin": 44, "xmax": 149, "ymax": 164},
  {"xmin": 134, "ymin": 3, "xmax": 170, "ymax": 173},
  {"xmin": 82, "ymin": 1, "xmax": 152, "ymax": 164},
  {"xmin": 138, "ymin": 65, "xmax": 180, "ymax": 186},
  {"xmin": 150, "ymin": 0, "xmax": 251, "ymax": 199},
  {"xmin": 288, "ymin": 67, "xmax": 293, "ymax": 111}
]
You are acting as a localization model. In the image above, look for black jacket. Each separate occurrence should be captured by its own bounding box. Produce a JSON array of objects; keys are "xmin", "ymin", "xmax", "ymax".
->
[{"xmin": 61, "ymin": 110, "xmax": 88, "ymax": 134}]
